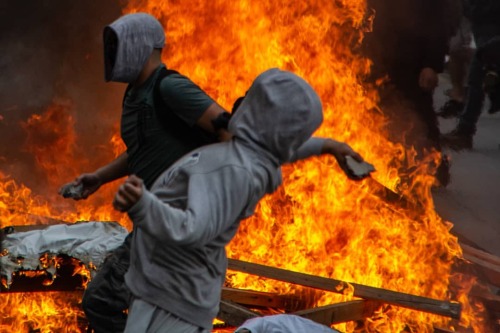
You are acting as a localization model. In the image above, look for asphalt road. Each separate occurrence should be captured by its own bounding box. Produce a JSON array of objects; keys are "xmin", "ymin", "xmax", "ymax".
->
[{"xmin": 433, "ymin": 73, "xmax": 500, "ymax": 256}]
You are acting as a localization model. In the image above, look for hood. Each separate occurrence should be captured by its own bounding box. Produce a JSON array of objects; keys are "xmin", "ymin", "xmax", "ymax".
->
[
  {"xmin": 236, "ymin": 314, "xmax": 339, "ymax": 333},
  {"xmin": 228, "ymin": 68, "xmax": 323, "ymax": 164},
  {"xmin": 104, "ymin": 13, "xmax": 165, "ymax": 83}
]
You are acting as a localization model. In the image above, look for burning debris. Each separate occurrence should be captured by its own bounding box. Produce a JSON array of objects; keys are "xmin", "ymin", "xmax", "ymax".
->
[
  {"xmin": 0, "ymin": 0, "xmax": 498, "ymax": 332},
  {"xmin": 0, "ymin": 222, "xmax": 128, "ymax": 288}
]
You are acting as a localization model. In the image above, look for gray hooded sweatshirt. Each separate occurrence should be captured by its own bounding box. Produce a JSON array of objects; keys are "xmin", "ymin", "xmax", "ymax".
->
[
  {"xmin": 124, "ymin": 68, "xmax": 323, "ymax": 329},
  {"xmin": 235, "ymin": 314, "xmax": 340, "ymax": 333}
]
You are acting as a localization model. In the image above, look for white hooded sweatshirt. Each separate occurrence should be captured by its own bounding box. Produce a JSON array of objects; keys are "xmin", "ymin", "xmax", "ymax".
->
[{"xmin": 124, "ymin": 68, "xmax": 323, "ymax": 329}]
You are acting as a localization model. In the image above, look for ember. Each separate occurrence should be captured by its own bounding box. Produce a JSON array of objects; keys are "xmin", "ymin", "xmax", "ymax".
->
[{"xmin": 0, "ymin": 0, "xmax": 496, "ymax": 332}]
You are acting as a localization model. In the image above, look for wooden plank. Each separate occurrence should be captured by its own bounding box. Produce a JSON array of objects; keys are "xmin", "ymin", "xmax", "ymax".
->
[
  {"xmin": 221, "ymin": 287, "xmax": 304, "ymax": 311},
  {"xmin": 463, "ymin": 255, "xmax": 500, "ymax": 288},
  {"xmin": 460, "ymin": 243, "xmax": 500, "ymax": 288},
  {"xmin": 217, "ymin": 300, "xmax": 261, "ymax": 327},
  {"xmin": 227, "ymin": 258, "xmax": 461, "ymax": 319},
  {"xmin": 461, "ymin": 243, "xmax": 500, "ymax": 266},
  {"xmin": 218, "ymin": 299, "xmax": 377, "ymax": 328},
  {"xmin": 292, "ymin": 300, "xmax": 379, "ymax": 325},
  {"xmin": 434, "ymin": 327, "xmax": 455, "ymax": 333},
  {"xmin": 469, "ymin": 287, "xmax": 500, "ymax": 315}
]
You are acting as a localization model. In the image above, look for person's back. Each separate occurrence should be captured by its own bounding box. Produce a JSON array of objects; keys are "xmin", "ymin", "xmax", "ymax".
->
[
  {"xmin": 119, "ymin": 68, "xmax": 324, "ymax": 332},
  {"xmin": 120, "ymin": 65, "xmax": 217, "ymax": 187},
  {"xmin": 79, "ymin": 13, "xmax": 229, "ymax": 332}
]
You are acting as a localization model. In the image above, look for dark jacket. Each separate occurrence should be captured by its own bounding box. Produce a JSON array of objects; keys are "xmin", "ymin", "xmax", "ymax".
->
[
  {"xmin": 462, "ymin": 0, "xmax": 500, "ymax": 25},
  {"xmin": 363, "ymin": 0, "xmax": 448, "ymax": 89},
  {"xmin": 462, "ymin": 0, "xmax": 500, "ymax": 46}
]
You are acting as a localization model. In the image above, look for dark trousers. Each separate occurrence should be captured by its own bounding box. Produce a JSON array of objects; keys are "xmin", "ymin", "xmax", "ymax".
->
[
  {"xmin": 405, "ymin": 89, "xmax": 441, "ymax": 152},
  {"xmin": 457, "ymin": 24, "xmax": 500, "ymax": 135},
  {"xmin": 377, "ymin": 82, "xmax": 446, "ymax": 186},
  {"xmin": 82, "ymin": 233, "xmax": 132, "ymax": 333},
  {"xmin": 379, "ymin": 83, "xmax": 441, "ymax": 155},
  {"xmin": 457, "ymin": 52, "xmax": 485, "ymax": 135}
]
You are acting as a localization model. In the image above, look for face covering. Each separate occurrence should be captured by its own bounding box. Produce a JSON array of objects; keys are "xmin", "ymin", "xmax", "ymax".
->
[{"xmin": 103, "ymin": 13, "xmax": 166, "ymax": 83}]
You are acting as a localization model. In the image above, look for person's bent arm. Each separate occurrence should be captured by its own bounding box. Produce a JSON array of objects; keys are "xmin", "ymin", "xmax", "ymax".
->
[
  {"xmin": 60, "ymin": 152, "xmax": 130, "ymax": 200},
  {"xmin": 160, "ymin": 74, "xmax": 232, "ymax": 141},
  {"xmin": 196, "ymin": 102, "xmax": 233, "ymax": 141},
  {"xmin": 121, "ymin": 167, "xmax": 252, "ymax": 247}
]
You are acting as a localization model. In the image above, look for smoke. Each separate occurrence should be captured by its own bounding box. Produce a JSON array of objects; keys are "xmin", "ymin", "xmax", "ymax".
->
[{"xmin": 0, "ymin": 0, "xmax": 124, "ymax": 193}]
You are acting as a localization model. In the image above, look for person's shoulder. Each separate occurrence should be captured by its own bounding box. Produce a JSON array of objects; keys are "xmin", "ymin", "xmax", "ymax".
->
[
  {"xmin": 160, "ymin": 71, "xmax": 194, "ymax": 87},
  {"xmin": 159, "ymin": 71, "xmax": 202, "ymax": 97},
  {"xmin": 191, "ymin": 144, "xmax": 248, "ymax": 172}
]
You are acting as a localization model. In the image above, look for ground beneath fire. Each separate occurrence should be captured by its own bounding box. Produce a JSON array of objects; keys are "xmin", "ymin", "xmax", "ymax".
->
[{"xmin": 433, "ymin": 73, "xmax": 500, "ymax": 257}]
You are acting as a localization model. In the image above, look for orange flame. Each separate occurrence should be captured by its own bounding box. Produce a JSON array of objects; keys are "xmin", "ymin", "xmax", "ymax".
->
[
  {"xmin": 0, "ymin": 292, "xmax": 85, "ymax": 333},
  {"xmin": 21, "ymin": 99, "xmax": 78, "ymax": 187},
  {"xmin": 0, "ymin": 0, "xmax": 492, "ymax": 332},
  {"xmin": 0, "ymin": 101, "xmax": 129, "ymax": 332}
]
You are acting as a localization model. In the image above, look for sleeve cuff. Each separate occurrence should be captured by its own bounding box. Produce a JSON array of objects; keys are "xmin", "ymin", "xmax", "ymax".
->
[{"xmin": 127, "ymin": 188, "xmax": 155, "ymax": 226}]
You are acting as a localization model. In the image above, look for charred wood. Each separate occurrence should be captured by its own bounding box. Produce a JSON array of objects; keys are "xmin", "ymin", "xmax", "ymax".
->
[
  {"xmin": 221, "ymin": 287, "xmax": 304, "ymax": 312},
  {"xmin": 228, "ymin": 258, "xmax": 461, "ymax": 319},
  {"xmin": 217, "ymin": 300, "xmax": 261, "ymax": 327},
  {"xmin": 292, "ymin": 300, "xmax": 379, "ymax": 325},
  {"xmin": 460, "ymin": 243, "xmax": 500, "ymax": 288},
  {"xmin": 1, "ymin": 254, "xmax": 88, "ymax": 292}
]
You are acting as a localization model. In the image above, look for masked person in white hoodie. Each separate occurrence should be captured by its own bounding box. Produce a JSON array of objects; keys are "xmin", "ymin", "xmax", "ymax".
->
[
  {"xmin": 63, "ymin": 13, "xmax": 366, "ymax": 333},
  {"xmin": 112, "ymin": 68, "xmax": 325, "ymax": 332}
]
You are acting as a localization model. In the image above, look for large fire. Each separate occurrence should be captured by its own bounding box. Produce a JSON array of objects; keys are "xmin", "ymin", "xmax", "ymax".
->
[{"xmin": 0, "ymin": 0, "xmax": 490, "ymax": 332}]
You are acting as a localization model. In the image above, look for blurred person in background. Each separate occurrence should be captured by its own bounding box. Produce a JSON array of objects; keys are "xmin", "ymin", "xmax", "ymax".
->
[
  {"xmin": 442, "ymin": 0, "xmax": 500, "ymax": 150},
  {"xmin": 362, "ymin": 0, "xmax": 454, "ymax": 186},
  {"xmin": 438, "ymin": 0, "xmax": 475, "ymax": 119}
]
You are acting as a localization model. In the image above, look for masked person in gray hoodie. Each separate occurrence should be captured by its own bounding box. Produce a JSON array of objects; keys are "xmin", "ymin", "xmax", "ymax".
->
[
  {"xmin": 60, "ymin": 13, "xmax": 365, "ymax": 333},
  {"xmin": 112, "ymin": 68, "xmax": 324, "ymax": 332}
]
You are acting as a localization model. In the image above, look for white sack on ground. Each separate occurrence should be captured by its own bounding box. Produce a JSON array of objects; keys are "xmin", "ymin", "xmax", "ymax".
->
[{"xmin": 0, "ymin": 222, "xmax": 128, "ymax": 286}]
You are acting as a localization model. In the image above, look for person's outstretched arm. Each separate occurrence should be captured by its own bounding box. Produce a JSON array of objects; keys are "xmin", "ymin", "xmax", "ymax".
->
[
  {"xmin": 289, "ymin": 137, "xmax": 365, "ymax": 180},
  {"xmin": 60, "ymin": 152, "xmax": 130, "ymax": 200}
]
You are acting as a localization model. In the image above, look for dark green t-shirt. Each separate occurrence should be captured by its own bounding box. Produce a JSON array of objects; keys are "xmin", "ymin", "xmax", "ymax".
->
[{"xmin": 121, "ymin": 65, "xmax": 215, "ymax": 188}]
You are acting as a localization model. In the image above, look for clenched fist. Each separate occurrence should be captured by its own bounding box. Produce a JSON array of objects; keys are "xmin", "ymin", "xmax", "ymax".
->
[{"xmin": 113, "ymin": 175, "xmax": 144, "ymax": 212}]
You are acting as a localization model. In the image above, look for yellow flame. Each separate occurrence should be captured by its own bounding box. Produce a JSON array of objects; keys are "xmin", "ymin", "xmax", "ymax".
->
[{"xmin": 0, "ymin": 0, "xmax": 491, "ymax": 332}]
